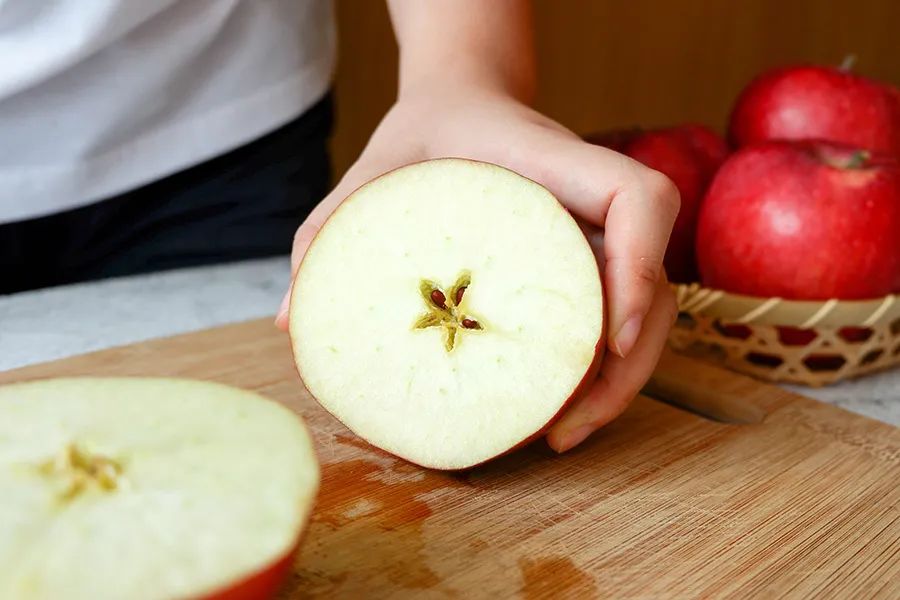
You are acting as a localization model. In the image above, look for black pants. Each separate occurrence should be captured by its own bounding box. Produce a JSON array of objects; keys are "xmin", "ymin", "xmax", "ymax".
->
[{"xmin": 0, "ymin": 93, "xmax": 333, "ymax": 295}]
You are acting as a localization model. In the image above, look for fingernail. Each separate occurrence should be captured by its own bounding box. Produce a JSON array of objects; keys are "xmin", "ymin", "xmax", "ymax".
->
[
  {"xmin": 613, "ymin": 316, "xmax": 642, "ymax": 358},
  {"xmin": 553, "ymin": 424, "xmax": 595, "ymax": 454},
  {"xmin": 274, "ymin": 292, "xmax": 290, "ymax": 326}
]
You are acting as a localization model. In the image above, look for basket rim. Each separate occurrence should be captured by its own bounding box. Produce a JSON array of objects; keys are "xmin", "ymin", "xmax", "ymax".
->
[{"xmin": 671, "ymin": 282, "xmax": 899, "ymax": 327}]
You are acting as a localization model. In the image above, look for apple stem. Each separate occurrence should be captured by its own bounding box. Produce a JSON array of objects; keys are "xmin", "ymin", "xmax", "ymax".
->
[
  {"xmin": 839, "ymin": 54, "xmax": 857, "ymax": 72},
  {"xmin": 846, "ymin": 150, "xmax": 870, "ymax": 169}
]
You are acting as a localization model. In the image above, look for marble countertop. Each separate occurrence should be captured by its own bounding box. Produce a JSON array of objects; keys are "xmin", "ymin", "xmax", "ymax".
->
[{"xmin": 1, "ymin": 256, "xmax": 897, "ymax": 426}]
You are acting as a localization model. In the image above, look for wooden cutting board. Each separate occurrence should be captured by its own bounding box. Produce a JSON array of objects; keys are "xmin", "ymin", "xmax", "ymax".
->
[{"xmin": 2, "ymin": 319, "xmax": 898, "ymax": 599}]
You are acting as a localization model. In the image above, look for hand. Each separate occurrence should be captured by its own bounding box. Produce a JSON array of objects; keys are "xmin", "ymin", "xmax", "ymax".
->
[{"xmin": 275, "ymin": 84, "xmax": 680, "ymax": 452}]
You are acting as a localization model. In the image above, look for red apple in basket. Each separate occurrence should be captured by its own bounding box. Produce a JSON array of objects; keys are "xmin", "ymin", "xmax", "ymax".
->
[
  {"xmin": 0, "ymin": 378, "xmax": 319, "ymax": 600},
  {"xmin": 729, "ymin": 64, "xmax": 900, "ymax": 156},
  {"xmin": 289, "ymin": 158, "xmax": 605, "ymax": 470},
  {"xmin": 696, "ymin": 139, "xmax": 900, "ymax": 300},
  {"xmin": 676, "ymin": 124, "xmax": 731, "ymax": 174},
  {"xmin": 587, "ymin": 125, "xmax": 729, "ymax": 282}
]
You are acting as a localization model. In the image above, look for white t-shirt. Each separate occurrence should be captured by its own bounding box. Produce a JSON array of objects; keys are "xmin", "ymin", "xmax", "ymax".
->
[{"xmin": 0, "ymin": 0, "xmax": 336, "ymax": 225}]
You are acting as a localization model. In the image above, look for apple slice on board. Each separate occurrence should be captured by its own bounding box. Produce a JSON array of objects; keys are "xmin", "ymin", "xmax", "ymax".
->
[
  {"xmin": 290, "ymin": 158, "xmax": 605, "ymax": 470},
  {"xmin": 0, "ymin": 378, "xmax": 319, "ymax": 600}
]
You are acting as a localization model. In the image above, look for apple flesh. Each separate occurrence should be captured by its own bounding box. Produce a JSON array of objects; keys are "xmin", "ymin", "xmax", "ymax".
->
[
  {"xmin": 696, "ymin": 140, "xmax": 900, "ymax": 299},
  {"xmin": 0, "ymin": 378, "xmax": 319, "ymax": 600},
  {"xmin": 289, "ymin": 158, "xmax": 605, "ymax": 470},
  {"xmin": 729, "ymin": 64, "xmax": 900, "ymax": 156}
]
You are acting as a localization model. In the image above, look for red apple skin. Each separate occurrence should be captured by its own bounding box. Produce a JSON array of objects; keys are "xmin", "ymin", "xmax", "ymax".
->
[
  {"xmin": 678, "ymin": 124, "xmax": 730, "ymax": 174},
  {"xmin": 729, "ymin": 65, "xmax": 900, "ymax": 156},
  {"xmin": 205, "ymin": 546, "xmax": 296, "ymax": 600},
  {"xmin": 696, "ymin": 140, "xmax": 900, "ymax": 300}
]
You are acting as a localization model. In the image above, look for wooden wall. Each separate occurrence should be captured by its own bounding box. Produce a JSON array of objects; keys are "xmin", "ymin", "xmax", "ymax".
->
[{"xmin": 330, "ymin": 0, "xmax": 900, "ymax": 176}]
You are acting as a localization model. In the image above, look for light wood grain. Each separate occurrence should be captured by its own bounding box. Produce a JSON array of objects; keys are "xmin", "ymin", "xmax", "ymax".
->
[{"xmin": 1, "ymin": 320, "xmax": 898, "ymax": 599}]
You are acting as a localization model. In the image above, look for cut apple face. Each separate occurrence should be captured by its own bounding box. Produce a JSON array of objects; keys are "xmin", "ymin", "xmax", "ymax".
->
[
  {"xmin": 0, "ymin": 377, "xmax": 319, "ymax": 600},
  {"xmin": 290, "ymin": 158, "xmax": 605, "ymax": 470}
]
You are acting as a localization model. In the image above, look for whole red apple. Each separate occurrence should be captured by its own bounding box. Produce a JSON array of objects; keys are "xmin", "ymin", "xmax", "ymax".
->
[
  {"xmin": 587, "ymin": 124, "xmax": 728, "ymax": 282},
  {"xmin": 729, "ymin": 65, "xmax": 900, "ymax": 156},
  {"xmin": 696, "ymin": 140, "xmax": 900, "ymax": 299},
  {"xmin": 678, "ymin": 124, "xmax": 731, "ymax": 174}
]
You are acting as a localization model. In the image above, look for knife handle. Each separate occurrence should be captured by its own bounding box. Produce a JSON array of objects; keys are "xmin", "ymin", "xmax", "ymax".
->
[{"xmin": 643, "ymin": 350, "xmax": 767, "ymax": 424}]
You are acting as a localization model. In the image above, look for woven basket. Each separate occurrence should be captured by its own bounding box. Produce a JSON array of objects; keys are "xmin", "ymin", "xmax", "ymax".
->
[{"xmin": 668, "ymin": 283, "xmax": 900, "ymax": 386}]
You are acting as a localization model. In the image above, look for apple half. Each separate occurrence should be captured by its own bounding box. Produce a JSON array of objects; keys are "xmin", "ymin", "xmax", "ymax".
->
[
  {"xmin": 290, "ymin": 158, "xmax": 605, "ymax": 470},
  {"xmin": 0, "ymin": 377, "xmax": 319, "ymax": 600}
]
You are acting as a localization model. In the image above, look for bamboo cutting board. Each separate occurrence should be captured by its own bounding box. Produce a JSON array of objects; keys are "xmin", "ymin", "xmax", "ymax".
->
[{"xmin": 1, "ymin": 319, "xmax": 898, "ymax": 599}]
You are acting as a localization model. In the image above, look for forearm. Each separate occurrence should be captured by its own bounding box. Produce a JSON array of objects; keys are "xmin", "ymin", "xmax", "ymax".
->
[{"xmin": 386, "ymin": 0, "xmax": 536, "ymax": 103}]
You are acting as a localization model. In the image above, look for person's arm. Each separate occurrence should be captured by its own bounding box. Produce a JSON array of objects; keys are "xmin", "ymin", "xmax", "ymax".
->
[
  {"xmin": 388, "ymin": 0, "xmax": 536, "ymax": 103},
  {"xmin": 276, "ymin": 0, "xmax": 680, "ymax": 452}
]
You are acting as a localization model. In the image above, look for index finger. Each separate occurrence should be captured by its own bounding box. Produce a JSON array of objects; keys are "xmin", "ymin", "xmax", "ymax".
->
[
  {"xmin": 602, "ymin": 170, "xmax": 679, "ymax": 357},
  {"xmin": 499, "ymin": 131, "xmax": 680, "ymax": 358}
]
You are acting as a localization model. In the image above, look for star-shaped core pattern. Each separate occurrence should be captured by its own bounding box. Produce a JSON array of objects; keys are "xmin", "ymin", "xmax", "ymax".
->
[
  {"xmin": 413, "ymin": 272, "xmax": 483, "ymax": 351},
  {"xmin": 37, "ymin": 443, "xmax": 123, "ymax": 502}
]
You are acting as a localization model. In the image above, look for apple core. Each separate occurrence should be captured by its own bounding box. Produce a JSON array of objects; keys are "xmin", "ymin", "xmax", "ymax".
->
[
  {"xmin": 414, "ymin": 272, "xmax": 484, "ymax": 352},
  {"xmin": 37, "ymin": 443, "xmax": 123, "ymax": 502}
]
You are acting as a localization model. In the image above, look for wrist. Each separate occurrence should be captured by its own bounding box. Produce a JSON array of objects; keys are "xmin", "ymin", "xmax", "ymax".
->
[
  {"xmin": 388, "ymin": 0, "xmax": 536, "ymax": 105},
  {"xmin": 397, "ymin": 54, "xmax": 536, "ymax": 106}
]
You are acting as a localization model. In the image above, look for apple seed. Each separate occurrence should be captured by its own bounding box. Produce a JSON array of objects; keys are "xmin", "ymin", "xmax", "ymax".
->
[
  {"xmin": 430, "ymin": 289, "xmax": 447, "ymax": 308},
  {"xmin": 461, "ymin": 318, "xmax": 481, "ymax": 329},
  {"xmin": 449, "ymin": 272, "xmax": 472, "ymax": 307}
]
